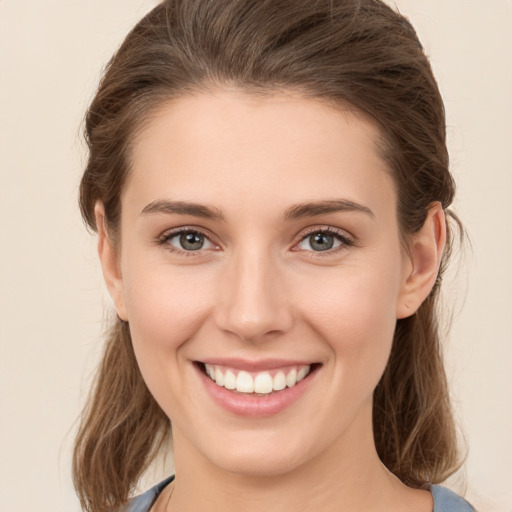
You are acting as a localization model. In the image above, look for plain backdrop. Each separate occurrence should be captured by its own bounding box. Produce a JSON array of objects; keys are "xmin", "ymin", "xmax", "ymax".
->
[{"xmin": 1, "ymin": 1, "xmax": 511, "ymax": 511}]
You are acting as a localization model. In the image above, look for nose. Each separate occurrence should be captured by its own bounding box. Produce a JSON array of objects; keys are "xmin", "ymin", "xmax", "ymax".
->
[{"xmin": 214, "ymin": 247, "xmax": 293, "ymax": 343}]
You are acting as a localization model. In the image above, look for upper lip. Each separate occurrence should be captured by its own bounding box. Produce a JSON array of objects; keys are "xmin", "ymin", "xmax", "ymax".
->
[{"xmin": 197, "ymin": 358, "xmax": 316, "ymax": 372}]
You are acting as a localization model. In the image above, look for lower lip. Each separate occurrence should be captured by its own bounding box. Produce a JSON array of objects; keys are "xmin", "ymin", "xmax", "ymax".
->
[{"xmin": 196, "ymin": 364, "xmax": 318, "ymax": 417}]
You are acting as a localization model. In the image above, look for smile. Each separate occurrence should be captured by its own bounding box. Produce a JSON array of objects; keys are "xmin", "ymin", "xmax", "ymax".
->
[
  {"xmin": 204, "ymin": 364, "xmax": 312, "ymax": 395},
  {"xmin": 196, "ymin": 360, "xmax": 320, "ymax": 416}
]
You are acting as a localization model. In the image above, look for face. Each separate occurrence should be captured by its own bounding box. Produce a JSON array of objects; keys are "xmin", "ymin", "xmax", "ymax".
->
[{"xmin": 100, "ymin": 90, "xmax": 434, "ymax": 478}]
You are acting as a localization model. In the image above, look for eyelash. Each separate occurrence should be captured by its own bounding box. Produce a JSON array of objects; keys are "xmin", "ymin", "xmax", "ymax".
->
[
  {"xmin": 157, "ymin": 227, "xmax": 217, "ymax": 258},
  {"xmin": 157, "ymin": 226, "xmax": 354, "ymax": 258},
  {"xmin": 295, "ymin": 226, "xmax": 354, "ymax": 258}
]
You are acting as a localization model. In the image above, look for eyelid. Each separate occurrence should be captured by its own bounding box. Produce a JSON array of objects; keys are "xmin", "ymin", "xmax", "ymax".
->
[
  {"xmin": 156, "ymin": 224, "xmax": 355, "ymax": 257},
  {"xmin": 291, "ymin": 225, "xmax": 355, "ymax": 255},
  {"xmin": 157, "ymin": 226, "xmax": 220, "ymax": 256}
]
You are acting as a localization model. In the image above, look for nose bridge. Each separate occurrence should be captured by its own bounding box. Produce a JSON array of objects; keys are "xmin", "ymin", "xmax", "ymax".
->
[{"xmin": 215, "ymin": 242, "xmax": 292, "ymax": 341}]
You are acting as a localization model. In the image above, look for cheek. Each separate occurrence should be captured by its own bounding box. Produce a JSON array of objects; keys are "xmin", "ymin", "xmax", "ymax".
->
[
  {"xmin": 123, "ymin": 255, "xmax": 211, "ymax": 338},
  {"xmin": 121, "ymin": 261, "xmax": 219, "ymax": 419},
  {"xmin": 120, "ymin": 254, "xmax": 217, "ymax": 394},
  {"xmin": 297, "ymin": 255, "xmax": 403, "ymax": 383}
]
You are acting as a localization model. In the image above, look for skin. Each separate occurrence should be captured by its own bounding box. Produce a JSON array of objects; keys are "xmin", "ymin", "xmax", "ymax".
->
[{"xmin": 96, "ymin": 89, "xmax": 445, "ymax": 512}]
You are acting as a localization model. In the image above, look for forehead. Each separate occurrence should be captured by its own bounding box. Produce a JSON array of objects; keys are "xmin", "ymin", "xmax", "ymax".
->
[{"xmin": 124, "ymin": 89, "xmax": 396, "ymax": 220}]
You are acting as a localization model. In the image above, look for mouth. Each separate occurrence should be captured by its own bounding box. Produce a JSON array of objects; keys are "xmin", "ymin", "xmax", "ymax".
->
[
  {"xmin": 195, "ymin": 360, "xmax": 321, "ymax": 401},
  {"xmin": 194, "ymin": 360, "xmax": 321, "ymax": 416}
]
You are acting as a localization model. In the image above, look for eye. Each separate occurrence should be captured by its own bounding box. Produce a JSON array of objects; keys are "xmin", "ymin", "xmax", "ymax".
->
[
  {"xmin": 161, "ymin": 229, "xmax": 215, "ymax": 253},
  {"xmin": 296, "ymin": 228, "xmax": 353, "ymax": 253}
]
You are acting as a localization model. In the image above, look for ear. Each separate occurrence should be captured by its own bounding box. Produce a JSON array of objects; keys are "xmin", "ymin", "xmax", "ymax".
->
[
  {"xmin": 396, "ymin": 202, "xmax": 446, "ymax": 319},
  {"xmin": 95, "ymin": 202, "xmax": 128, "ymax": 321}
]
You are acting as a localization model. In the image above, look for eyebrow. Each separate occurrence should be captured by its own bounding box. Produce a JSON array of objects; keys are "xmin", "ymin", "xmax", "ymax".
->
[
  {"xmin": 282, "ymin": 200, "xmax": 374, "ymax": 221},
  {"xmin": 141, "ymin": 200, "xmax": 226, "ymax": 221},
  {"xmin": 141, "ymin": 198, "xmax": 374, "ymax": 222}
]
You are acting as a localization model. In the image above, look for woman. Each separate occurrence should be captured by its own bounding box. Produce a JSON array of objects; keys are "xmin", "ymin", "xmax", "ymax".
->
[{"xmin": 73, "ymin": 1, "xmax": 474, "ymax": 511}]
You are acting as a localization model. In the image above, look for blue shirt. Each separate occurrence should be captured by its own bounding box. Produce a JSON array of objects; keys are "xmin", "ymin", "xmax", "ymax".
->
[{"xmin": 124, "ymin": 475, "xmax": 476, "ymax": 512}]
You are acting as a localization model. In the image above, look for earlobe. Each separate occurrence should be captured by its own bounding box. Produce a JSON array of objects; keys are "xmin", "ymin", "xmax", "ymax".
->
[
  {"xmin": 94, "ymin": 202, "xmax": 128, "ymax": 321},
  {"xmin": 396, "ymin": 202, "xmax": 446, "ymax": 319}
]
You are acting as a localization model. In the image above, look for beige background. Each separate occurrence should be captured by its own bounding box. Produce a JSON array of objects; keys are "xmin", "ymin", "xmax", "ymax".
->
[{"xmin": 1, "ymin": 1, "xmax": 511, "ymax": 511}]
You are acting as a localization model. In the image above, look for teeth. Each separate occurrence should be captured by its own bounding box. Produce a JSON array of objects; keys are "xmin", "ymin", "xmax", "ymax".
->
[
  {"xmin": 204, "ymin": 363, "xmax": 311, "ymax": 394},
  {"xmin": 214, "ymin": 367, "xmax": 224, "ymax": 386},
  {"xmin": 254, "ymin": 372, "xmax": 273, "ymax": 393},
  {"xmin": 224, "ymin": 370, "xmax": 236, "ymax": 390},
  {"xmin": 297, "ymin": 366, "xmax": 309, "ymax": 382},
  {"xmin": 236, "ymin": 371, "xmax": 254, "ymax": 393},
  {"xmin": 273, "ymin": 371, "xmax": 286, "ymax": 391},
  {"xmin": 286, "ymin": 368, "xmax": 297, "ymax": 388}
]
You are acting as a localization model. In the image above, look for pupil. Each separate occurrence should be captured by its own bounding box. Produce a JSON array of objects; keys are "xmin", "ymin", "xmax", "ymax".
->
[
  {"xmin": 311, "ymin": 232, "xmax": 334, "ymax": 251},
  {"xmin": 180, "ymin": 232, "xmax": 204, "ymax": 251}
]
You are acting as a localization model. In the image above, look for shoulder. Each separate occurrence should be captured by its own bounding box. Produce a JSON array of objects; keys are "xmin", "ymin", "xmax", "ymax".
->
[
  {"xmin": 122, "ymin": 476, "xmax": 175, "ymax": 512},
  {"xmin": 431, "ymin": 485, "xmax": 476, "ymax": 512}
]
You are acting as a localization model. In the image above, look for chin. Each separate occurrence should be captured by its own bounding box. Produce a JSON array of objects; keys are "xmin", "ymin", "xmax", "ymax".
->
[
  {"xmin": 202, "ymin": 432, "xmax": 311, "ymax": 478},
  {"xmin": 214, "ymin": 451, "xmax": 305, "ymax": 478}
]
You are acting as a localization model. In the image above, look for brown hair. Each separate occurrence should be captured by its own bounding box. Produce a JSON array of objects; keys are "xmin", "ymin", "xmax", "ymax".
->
[{"xmin": 74, "ymin": 1, "xmax": 463, "ymax": 510}]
